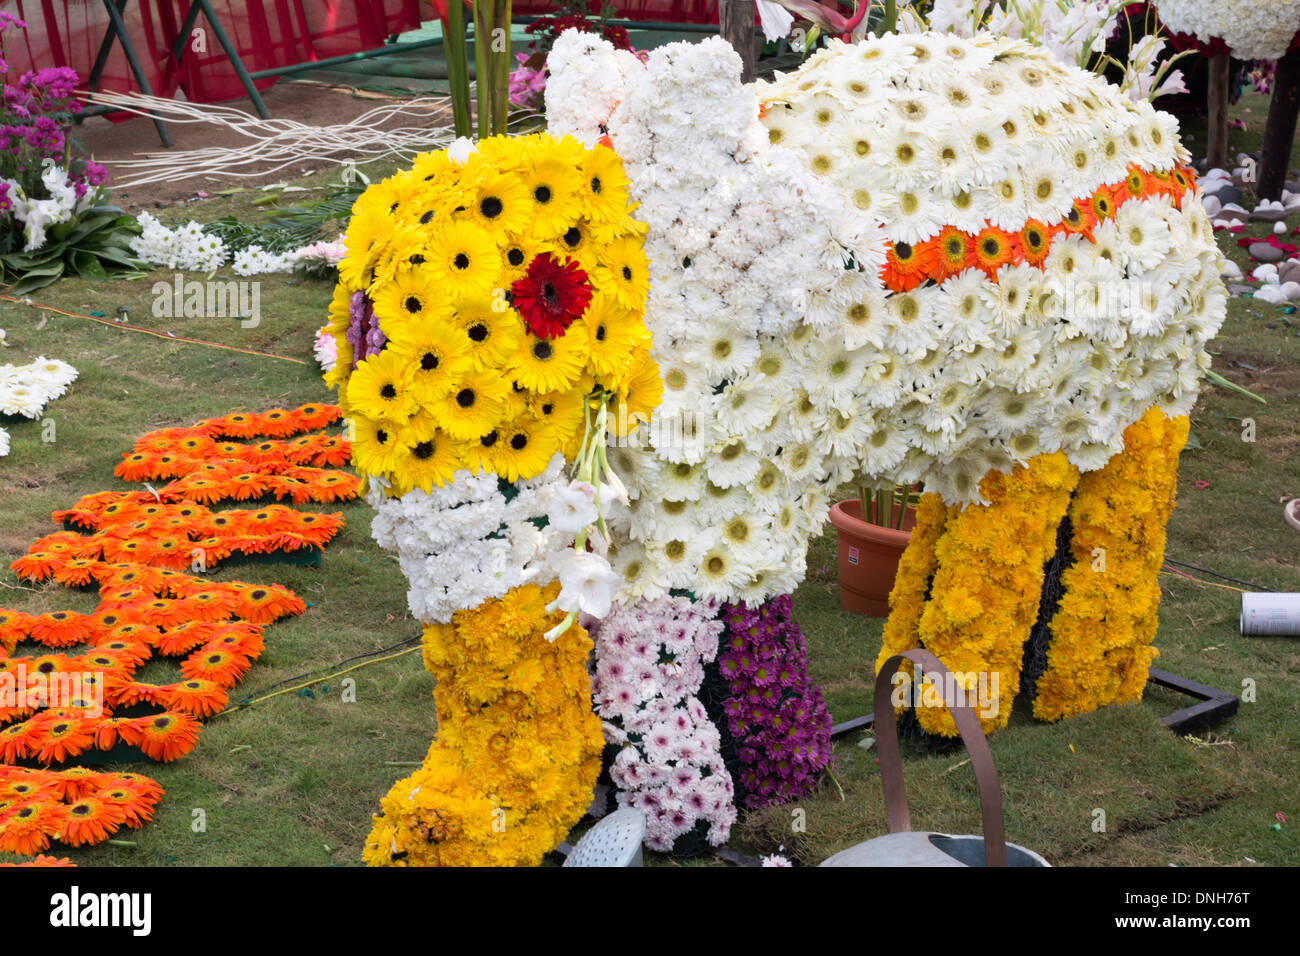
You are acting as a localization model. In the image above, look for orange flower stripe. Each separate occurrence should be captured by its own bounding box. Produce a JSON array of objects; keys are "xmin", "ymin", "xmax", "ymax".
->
[
  {"xmin": 0, "ymin": 766, "xmax": 163, "ymax": 857},
  {"xmin": 0, "ymin": 403, "xmax": 350, "ymax": 856},
  {"xmin": 881, "ymin": 163, "xmax": 1198, "ymax": 293}
]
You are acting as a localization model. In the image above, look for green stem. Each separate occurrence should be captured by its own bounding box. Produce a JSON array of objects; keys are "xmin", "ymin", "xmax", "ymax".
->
[
  {"xmin": 444, "ymin": 4, "xmax": 472, "ymax": 138},
  {"xmin": 493, "ymin": 0, "xmax": 512, "ymax": 135},
  {"xmin": 895, "ymin": 486, "xmax": 907, "ymax": 530},
  {"xmin": 473, "ymin": 1, "xmax": 491, "ymax": 140}
]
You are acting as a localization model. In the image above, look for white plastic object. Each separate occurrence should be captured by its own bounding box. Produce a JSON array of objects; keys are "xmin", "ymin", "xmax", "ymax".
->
[{"xmin": 562, "ymin": 808, "xmax": 646, "ymax": 867}]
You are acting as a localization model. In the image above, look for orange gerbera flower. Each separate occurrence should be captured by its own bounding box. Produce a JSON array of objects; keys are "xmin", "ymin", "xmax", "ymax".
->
[
  {"xmin": 0, "ymin": 853, "xmax": 77, "ymax": 866},
  {"xmin": 972, "ymin": 227, "xmax": 1013, "ymax": 277},
  {"xmin": 10, "ymin": 551, "xmax": 61, "ymax": 581},
  {"xmin": 59, "ymin": 795, "xmax": 128, "ymax": 847},
  {"xmin": 0, "ymin": 609, "xmax": 32, "ymax": 648},
  {"xmin": 97, "ymin": 783, "xmax": 161, "ymax": 828},
  {"xmin": 113, "ymin": 682, "xmax": 166, "ymax": 708},
  {"xmin": 214, "ymin": 412, "xmax": 261, "ymax": 439},
  {"xmin": 156, "ymin": 621, "xmax": 222, "ymax": 657},
  {"xmin": 234, "ymin": 584, "xmax": 305, "ymax": 624},
  {"xmin": 28, "ymin": 611, "xmax": 94, "ymax": 648},
  {"xmin": 256, "ymin": 408, "xmax": 301, "ymax": 438},
  {"xmin": 0, "ymin": 721, "xmax": 37, "ymax": 763},
  {"xmin": 881, "ymin": 240, "xmax": 936, "ymax": 293},
  {"xmin": 52, "ymin": 558, "xmax": 104, "ymax": 588},
  {"xmin": 129, "ymin": 712, "xmax": 202, "ymax": 762},
  {"xmin": 159, "ymin": 679, "xmax": 229, "ymax": 718},
  {"xmin": 1089, "ymin": 190, "xmax": 1114, "ymax": 224},
  {"xmin": 0, "ymin": 800, "xmax": 69, "ymax": 856},
  {"xmin": 114, "ymin": 452, "xmax": 158, "ymax": 482},
  {"xmin": 138, "ymin": 599, "xmax": 189, "ymax": 630},
  {"xmin": 30, "ymin": 712, "xmax": 97, "ymax": 764},
  {"xmin": 49, "ymin": 767, "xmax": 103, "ymax": 802},
  {"xmin": 293, "ymin": 403, "xmax": 341, "ymax": 431},
  {"xmin": 94, "ymin": 638, "xmax": 152, "ymax": 668},
  {"xmin": 0, "ymin": 774, "xmax": 59, "ymax": 802},
  {"xmin": 180, "ymin": 647, "xmax": 252, "ymax": 688},
  {"xmin": 933, "ymin": 226, "xmax": 975, "ymax": 279},
  {"xmin": 207, "ymin": 623, "xmax": 265, "ymax": 660},
  {"xmin": 93, "ymin": 716, "xmax": 132, "ymax": 750},
  {"xmin": 1019, "ymin": 220, "xmax": 1051, "ymax": 267},
  {"xmin": 177, "ymin": 590, "xmax": 239, "ymax": 622}
]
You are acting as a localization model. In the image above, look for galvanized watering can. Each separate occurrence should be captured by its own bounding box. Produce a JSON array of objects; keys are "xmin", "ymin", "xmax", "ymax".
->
[{"xmin": 822, "ymin": 648, "xmax": 1049, "ymax": 867}]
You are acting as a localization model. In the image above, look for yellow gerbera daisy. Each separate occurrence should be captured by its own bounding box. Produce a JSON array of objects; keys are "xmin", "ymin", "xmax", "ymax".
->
[
  {"xmin": 609, "ymin": 351, "xmax": 663, "ymax": 437},
  {"xmin": 451, "ymin": 300, "xmax": 523, "ymax": 369},
  {"xmin": 530, "ymin": 387, "xmax": 586, "ymax": 446},
  {"xmin": 434, "ymin": 368, "xmax": 509, "ymax": 440},
  {"xmin": 371, "ymin": 267, "xmax": 450, "ymax": 329},
  {"xmin": 462, "ymin": 168, "xmax": 532, "ymax": 236},
  {"xmin": 385, "ymin": 316, "xmax": 473, "ymax": 402},
  {"xmin": 350, "ymin": 414, "xmax": 411, "ymax": 477},
  {"xmin": 495, "ymin": 412, "xmax": 561, "ymax": 482},
  {"xmin": 390, "ymin": 428, "xmax": 465, "ymax": 493},
  {"xmin": 594, "ymin": 235, "xmax": 650, "ymax": 312},
  {"xmin": 507, "ymin": 325, "xmax": 590, "ymax": 393},
  {"xmin": 424, "ymin": 219, "xmax": 502, "ymax": 300},
  {"xmin": 581, "ymin": 292, "xmax": 642, "ymax": 380},
  {"xmin": 346, "ymin": 349, "xmax": 417, "ymax": 425},
  {"xmin": 580, "ymin": 143, "xmax": 631, "ymax": 223},
  {"xmin": 521, "ymin": 152, "xmax": 583, "ymax": 240}
]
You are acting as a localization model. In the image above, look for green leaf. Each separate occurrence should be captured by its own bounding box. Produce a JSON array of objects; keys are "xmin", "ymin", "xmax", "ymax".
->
[
  {"xmin": 1183, "ymin": 431, "xmax": 1203, "ymax": 450},
  {"xmin": 11, "ymin": 261, "xmax": 66, "ymax": 294},
  {"xmin": 71, "ymin": 250, "xmax": 109, "ymax": 280},
  {"xmin": 1203, "ymin": 368, "xmax": 1267, "ymax": 405}
]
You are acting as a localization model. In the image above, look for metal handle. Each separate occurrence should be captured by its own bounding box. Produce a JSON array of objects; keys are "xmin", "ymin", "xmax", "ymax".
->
[{"xmin": 873, "ymin": 649, "xmax": 1007, "ymax": 867}]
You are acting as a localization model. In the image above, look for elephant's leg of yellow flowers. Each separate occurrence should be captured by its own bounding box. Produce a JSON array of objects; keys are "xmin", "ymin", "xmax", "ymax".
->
[
  {"xmin": 876, "ymin": 491, "xmax": 950, "ymax": 713},
  {"xmin": 363, "ymin": 581, "xmax": 604, "ymax": 867},
  {"xmin": 1032, "ymin": 408, "xmax": 1189, "ymax": 722},
  {"xmin": 902, "ymin": 452, "xmax": 1080, "ymax": 737}
]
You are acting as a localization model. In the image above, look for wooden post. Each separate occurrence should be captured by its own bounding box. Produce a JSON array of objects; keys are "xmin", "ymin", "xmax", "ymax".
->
[
  {"xmin": 1259, "ymin": 49, "xmax": 1300, "ymax": 202},
  {"xmin": 1207, "ymin": 53, "xmax": 1230, "ymax": 171},
  {"xmin": 719, "ymin": 0, "xmax": 757, "ymax": 83}
]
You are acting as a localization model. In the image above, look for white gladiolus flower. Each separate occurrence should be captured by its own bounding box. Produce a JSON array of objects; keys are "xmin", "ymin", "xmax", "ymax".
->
[
  {"xmin": 548, "ymin": 480, "xmax": 599, "ymax": 533},
  {"xmin": 550, "ymin": 550, "xmax": 623, "ymax": 623}
]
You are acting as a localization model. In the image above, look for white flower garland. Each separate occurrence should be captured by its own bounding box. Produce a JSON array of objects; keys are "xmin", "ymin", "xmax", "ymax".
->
[{"xmin": 365, "ymin": 455, "xmax": 577, "ymax": 623}]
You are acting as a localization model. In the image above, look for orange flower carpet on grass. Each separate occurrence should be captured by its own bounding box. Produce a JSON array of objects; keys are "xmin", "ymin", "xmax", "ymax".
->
[{"xmin": 0, "ymin": 404, "xmax": 356, "ymax": 860}]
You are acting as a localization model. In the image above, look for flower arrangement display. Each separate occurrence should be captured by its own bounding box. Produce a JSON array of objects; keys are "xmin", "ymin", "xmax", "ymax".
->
[
  {"xmin": 330, "ymin": 132, "xmax": 659, "ymax": 865},
  {"xmin": 0, "ymin": 12, "xmax": 139, "ymax": 292},
  {"xmin": 546, "ymin": 28, "xmax": 1225, "ymax": 736},
  {"xmin": 1151, "ymin": 0, "xmax": 1300, "ymax": 61},
  {"xmin": 0, "ymin": 352, "xmax": 77, "ymax": 457},
  {"xmin": 716, "ymin": 596, "xmax": 834, "ymax": 807},
  {"xmin": 0, "ymin": 404, "xmax": 355, "ymax": 856},
  {"xmin": 0, "ymin": 766, "xmax": 163, "ymax": 857},
  {"xmin": 364, "ymin": 582, "xmax": 603, "ymax": 866},
  {"xmin": 511, "ymin": 0, "xmax": 644, "ymax": 114},
  {"xmin": 587, "ymin": 596, "xmax": 737, "ymax": 853}
]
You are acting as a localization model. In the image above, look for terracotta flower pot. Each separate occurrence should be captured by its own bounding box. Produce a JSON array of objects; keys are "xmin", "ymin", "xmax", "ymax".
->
[{"xmin": 828, "ymin": 498, "xmax": 916, "ymax": 617}]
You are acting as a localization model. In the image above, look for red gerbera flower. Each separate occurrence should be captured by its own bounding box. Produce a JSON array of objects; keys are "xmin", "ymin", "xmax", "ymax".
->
[{"xmin": 510, "ymin": 252, "xmax": 593, "ymax": 339}]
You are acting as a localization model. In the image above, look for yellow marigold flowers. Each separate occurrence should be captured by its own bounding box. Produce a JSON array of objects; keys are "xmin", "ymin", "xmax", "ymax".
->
[
  {"xmin": 877, "ymin": 407, "xmax": 1192, "ymax": 737},
  {"xmin": 1033, "ymin": 408, "xmax": 1189, "ymax": 721},
  {"xmin": 327, "ymin": 132, "xmax": 656, "ymax": 493},
  {"xmin": 363, "ymin": 582, "xmax": 603, "ymax": 867}
]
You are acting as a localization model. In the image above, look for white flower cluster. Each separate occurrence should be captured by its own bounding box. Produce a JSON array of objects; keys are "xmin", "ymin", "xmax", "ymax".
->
[
  {"xmin": 548, "ymin": 32, "xmax": 886, "ymax": 606},
  {"xmin": 232, "ymin": 244, "xmax": 299, "ymax": 276},
  {"xmin": 758, "ymin": 34, "xmax": 1225, "ymax": 497},
  {"xmin": 0, "ymin": 353, "xmax": 78, "ymax": 457},
  {"xmin": 366, "ymin": 455, "xmax": 575, "ymax": 623},
  {"xmin": 1153, "ymin": 0, "xmax": 1300, "ymax": 61},
  {"xmin": 2, "ymin": 166, "xmax": 96, "ymax": 252},
  {"xmin": 132, "ymin": 212, "xmax": 227, "ymax": 272},
  {"xmin": 546, "ymin": 30, "xmax": 1225, "ymax": 604},
  {"xmin": 924, "ymin": 0, "xmax": 1124, "ymax": 70},
  {"xmin": 589, "ymin": 596, "xmax": 737, "ymax": 852}
]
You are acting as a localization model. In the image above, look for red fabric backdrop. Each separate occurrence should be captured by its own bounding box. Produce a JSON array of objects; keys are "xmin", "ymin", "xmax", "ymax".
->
[
  {"xmin": 0, "ymin": 0, "xmax": 423, "ymax": 104},
  {"xmin": 513, "ymin": 1, "xmax": 717, "ymax": 22}
]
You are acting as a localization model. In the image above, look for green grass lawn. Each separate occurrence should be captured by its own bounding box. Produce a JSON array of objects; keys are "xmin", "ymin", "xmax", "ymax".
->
[{"xmin": 1, "ymin": 92, "xmax": 1298, "ymax": 867}]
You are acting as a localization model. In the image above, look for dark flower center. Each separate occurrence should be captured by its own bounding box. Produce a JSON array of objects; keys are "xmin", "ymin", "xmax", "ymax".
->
[
  {"xmin": 480, "ymin": 431, "xmax": 498, "ymax": 447},
  {"xmin": 453, "ymin": 253, "xmax": 470, "ymax": 270},
  {"xmin": 507, "ymin": 248, "xmax": 525, "ymax": 267},
  {"xmin": 468, "ymin": 323, "xmax": 488, "ymax": 342},
  {"xmin": 591, "ymin": 176, "xmax": 602, "ymax": 194},
  {"xmin": 510, "ymin": 433, "xmax": 528, "ymax": 450},
  {"xmin": 564, "ymin": 227, "xmax": 581, "ymax": 247},
  {"xmin": 420, "ymin": 210, "xmax": 434, "ymax": 224},
  {"xmin": 421, "ymin": 351, "xmax": 439, "ymax": 371},
  {"xmin": 532, "ymin": 341, "xmax": 552, "ymax": 360},
  {"xmin": 404, "ymin": 296, "xmax": 422, "ymax": 313},
  {"xmin": 381, "ymin": 384, "xmax": 398, "ymax": 400},
  {"xmin": 480, "ymin": 196, "xmax": 503, "ymax": 218},
  {"xmin": 457, "ymin": 389, "xmax": 476, "ymax": 408},
  {"xmin": 622, "ymin": 265, "xmax": 632, "ymax": 281},
  {"xmin": 534, "ymin": 185, "xmax": 552, "ymax": 203},
  {"xmin": 414, "ymin": 441, "xmax": 435, "ymax": 460}
]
